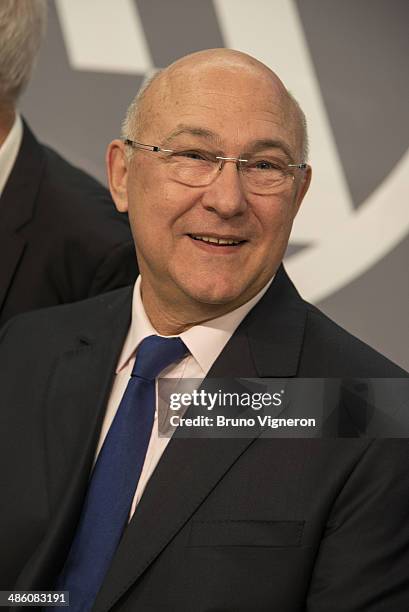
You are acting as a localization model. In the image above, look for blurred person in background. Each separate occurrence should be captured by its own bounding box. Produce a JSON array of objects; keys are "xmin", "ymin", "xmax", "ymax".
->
[{"xmin": 0, "ymin": 0, "xmax": 137, "ymax": 326}]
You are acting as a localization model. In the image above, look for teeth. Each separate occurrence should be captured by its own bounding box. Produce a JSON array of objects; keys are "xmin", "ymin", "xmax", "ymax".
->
[{"xmin": 191, "ymin": 235, "xmax": 241, "ymax": 245}]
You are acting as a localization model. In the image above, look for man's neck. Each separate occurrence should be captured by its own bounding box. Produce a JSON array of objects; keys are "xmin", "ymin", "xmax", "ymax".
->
[
  {"xmin": 142, "ymin": 292, "xmax": 229, "ymax": 336},
  {"xmin": 140, "ymin": 278, "xmax": 261, "ymax": 336},
  {"xmin": 0, "ymin": 106, "xmax": 16, "ymax": 148}
]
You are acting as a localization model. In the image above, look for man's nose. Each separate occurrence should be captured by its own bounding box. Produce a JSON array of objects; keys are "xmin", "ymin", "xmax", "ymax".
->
[{"xmin": 200, "ymin": 161, "xmax": 248, "ymax": 218}]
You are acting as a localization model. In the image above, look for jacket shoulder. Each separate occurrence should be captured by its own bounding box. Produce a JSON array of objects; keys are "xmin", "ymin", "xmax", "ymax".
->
[
  {"xmin": 300, "ymin": 301, "xmax": 407, "ymax": 376},
  {"xmin": 0, "ymin": 286, "xmax": 133, "ymax": 351},
  {"xmin": 40, "ymin": 145, "xmax": 126, "ymax": 222},
  {"xmin": 14, "ymin": 123, "xmax": 132, "ymax": 247}
]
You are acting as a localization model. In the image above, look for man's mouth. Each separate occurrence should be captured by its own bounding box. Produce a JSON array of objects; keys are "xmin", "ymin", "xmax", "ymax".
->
[{"xmin": 188, "ymin": 234, "xmax": 246, "ymax": 247}]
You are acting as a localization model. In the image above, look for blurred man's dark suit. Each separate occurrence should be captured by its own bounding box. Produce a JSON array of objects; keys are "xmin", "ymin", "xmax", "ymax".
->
[
  {"xmin": 0, "ymin": 120, "xmax": 137, "ymax": 325},
  {"xmin": 1, "ymin": 266, "xmax": 408, "ymax": 612}
]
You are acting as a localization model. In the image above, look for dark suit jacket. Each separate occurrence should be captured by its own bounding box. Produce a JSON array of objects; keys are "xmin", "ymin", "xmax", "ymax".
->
[
  {"xmin": 0, "ymin": 121, "xmax": 137, "ymax": 326},
  {"xmin": 1, "ymin": 266, "xmax": 408, "ymax": 611}
]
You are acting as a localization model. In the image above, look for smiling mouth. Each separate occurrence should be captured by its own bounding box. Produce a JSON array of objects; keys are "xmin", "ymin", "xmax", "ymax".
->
[{"xmin": 188, "ymin": 234, "xmax": 246, "ymax": 246}]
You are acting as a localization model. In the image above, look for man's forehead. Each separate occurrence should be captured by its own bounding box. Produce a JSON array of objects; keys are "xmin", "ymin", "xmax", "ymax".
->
[
  {"xmin": 165, "ymin": 65, "xmax": 283, "ymax": 106},
  {"xmin": 150, "ymin": 72, "xmax": 291, "ymax": 130}
]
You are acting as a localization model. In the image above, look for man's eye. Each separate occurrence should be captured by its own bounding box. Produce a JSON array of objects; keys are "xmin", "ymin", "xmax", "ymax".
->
[{"xmin": 251, "ymin": 160, "xmax": 283, "ymax": 171}]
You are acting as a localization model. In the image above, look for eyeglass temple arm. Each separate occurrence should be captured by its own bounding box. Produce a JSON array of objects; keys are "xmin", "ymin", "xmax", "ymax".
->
[
  {"xmin": 288, "ymin": 163, "xmax": 308, "ymax": 169},
  {"xmin": 124, "ymin": 139, "xmax": 175, "ymax": 154}
]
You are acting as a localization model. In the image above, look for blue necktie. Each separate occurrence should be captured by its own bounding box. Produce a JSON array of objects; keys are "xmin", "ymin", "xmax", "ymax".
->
[{"xmin": 53, "ymin": 335, "xmax": 188, "ymax": 612}]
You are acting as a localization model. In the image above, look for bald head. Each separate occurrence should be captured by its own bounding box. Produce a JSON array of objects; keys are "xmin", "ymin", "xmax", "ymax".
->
[
  {"xmin": 122, "ymin": 49, "xmax": 308, "ymax": 162},
  {"xmin": 162, "ymin": 48, "xmax": 287, "ymax": 91}
]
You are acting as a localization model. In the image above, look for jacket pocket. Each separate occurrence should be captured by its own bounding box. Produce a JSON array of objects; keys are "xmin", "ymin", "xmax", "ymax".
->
[{"xmin": 188, "ymin": 519, "xmax": 304, "ymax": 547}]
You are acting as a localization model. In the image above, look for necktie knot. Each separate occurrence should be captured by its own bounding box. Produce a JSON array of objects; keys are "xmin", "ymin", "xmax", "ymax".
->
[{"xmin": 131, "ymin": 335, "xmax": 188, "ymax": 380}]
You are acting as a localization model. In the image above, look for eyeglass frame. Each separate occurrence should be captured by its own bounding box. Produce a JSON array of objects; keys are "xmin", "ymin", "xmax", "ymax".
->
[{"xmin": 123, "ymin": 138, "xmax": 307, "ymax": 186}]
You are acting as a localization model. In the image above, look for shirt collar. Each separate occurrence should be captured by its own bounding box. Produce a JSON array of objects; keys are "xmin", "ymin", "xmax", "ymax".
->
[
  {"xmin": 0, "ymin": 113, "xmax": 23, "ymax": 197},
  {"xmin": 116, "ymin": 274, "xmax": 274, "ymax": 375}
]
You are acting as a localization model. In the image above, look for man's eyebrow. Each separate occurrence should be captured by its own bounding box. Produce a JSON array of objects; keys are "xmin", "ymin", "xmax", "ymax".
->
[
  {"xmin": 245, "ymin": 139, "xmax": 296, "ymax": 163},
  {"xmin": 162, "ymin": 126, "xmax": 222, "ymax": 147}
]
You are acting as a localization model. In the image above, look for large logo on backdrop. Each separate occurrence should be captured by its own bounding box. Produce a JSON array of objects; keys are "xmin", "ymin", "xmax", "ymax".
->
[{"xmin": 50, "ymin": 0, "xmax": 409, "ymax": 301}]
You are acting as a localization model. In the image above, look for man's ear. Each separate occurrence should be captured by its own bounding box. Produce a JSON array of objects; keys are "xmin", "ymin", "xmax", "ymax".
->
[
  {"xmin": 106, "ymin": 139, "xmax": 130, "ymax": 213},
  {"xmin": 294, "ymin": 164, "xmax": 312, "ymax": 215}
]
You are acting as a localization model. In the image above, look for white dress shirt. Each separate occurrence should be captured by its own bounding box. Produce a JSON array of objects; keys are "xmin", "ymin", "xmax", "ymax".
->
[
  {"xmin": 95, "ymin": 275, "xmax": 274, "ymax": 519},
  {"xmin": 0, "ymin": 114, "xmax": 23, "ymax": 197}
]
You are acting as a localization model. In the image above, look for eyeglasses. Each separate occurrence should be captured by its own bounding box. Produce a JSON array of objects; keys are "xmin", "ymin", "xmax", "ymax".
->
[{"xmin": 124, "ymin": 138, "xmax": 307, "ymax": 194}]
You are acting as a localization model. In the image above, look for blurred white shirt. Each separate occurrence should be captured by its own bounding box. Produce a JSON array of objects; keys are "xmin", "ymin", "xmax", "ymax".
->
[{"xmin": 0, "ymin": 114, "xmax": 23, "ymax": 197}]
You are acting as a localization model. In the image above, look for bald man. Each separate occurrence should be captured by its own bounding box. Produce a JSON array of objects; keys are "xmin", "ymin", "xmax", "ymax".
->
[{"xmin": 1, "ymin": 50, "xmax": 408, "ymax": 612}]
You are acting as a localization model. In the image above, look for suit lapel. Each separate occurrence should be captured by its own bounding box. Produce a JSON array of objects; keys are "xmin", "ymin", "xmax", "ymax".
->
[
  {"xmin": 0, "ymin": 232, "xmax": 26, "ymax": 311},
  {"xmin": 244, "ymin": 265, "xmax": 307, "ymax": 377},
  {"xmin": 0, "ymin": 121, "xmax": 45, "ymax": 312},
  {"xmin": 15, "ymin": 289, "xmax": 133, "ymax": 591},
  {"xmin": 93, "ymin": 266, "xmax": 308, "ymax": 612}
]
